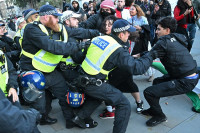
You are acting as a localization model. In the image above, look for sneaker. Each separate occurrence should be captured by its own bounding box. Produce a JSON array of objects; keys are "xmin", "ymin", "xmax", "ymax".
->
[
  {"xmin": 99, "ymin": 110, "xmax": 115, "ymax": 119},
  {"xmin": 136, "ymin": 100, "xmax": 143, "ymax": 113},
  {"xmin": 191, "ymin": 107, "xmax": 200, "ymax": 113},
  {"xmin": 141, "ymin": 108, "xmax": 154, "ymax": 116},
  {"xmin": 146, "ymin": 115, "xmax": 167, "ymax": 127}
]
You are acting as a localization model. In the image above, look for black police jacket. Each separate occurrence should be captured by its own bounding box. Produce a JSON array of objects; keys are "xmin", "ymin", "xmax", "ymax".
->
[
  {"xmin": 0, "ymin": 89, "xmax": 40, "ymax": 133},
  {"xmin": 65, "ymin": 25, "xmax": 100, "ymax": 63},
  {"xmin": 20, "ymin": 22, "xmax": 80, "ymax": 71},
  {"xmin": 79, "ymin": 13, "xmax": 104, "ymax": 30},
  {"xmin": 152, "ymin": 33, "xmax": 197, "ymax": 78},
  {"xmin": 5, "ymin": 54, "xmax": 19, "ymax": 92}
]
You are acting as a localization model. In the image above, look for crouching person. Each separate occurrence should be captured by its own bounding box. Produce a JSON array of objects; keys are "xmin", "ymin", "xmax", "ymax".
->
[{"xmin": 142, "ymin": 17, "xmax": 199, "ymax": 127}]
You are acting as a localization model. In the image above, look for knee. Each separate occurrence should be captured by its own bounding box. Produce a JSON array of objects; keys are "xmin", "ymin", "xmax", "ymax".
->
[{"xmin": 143, "ymin": 87, "xmax": 153, "ymax": 97}]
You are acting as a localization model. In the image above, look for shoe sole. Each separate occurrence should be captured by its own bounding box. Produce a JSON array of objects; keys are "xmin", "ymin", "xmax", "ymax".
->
[
  {"xmin": 146, "ymin": 118, "xmax": 167, "ymax": 127},
  {"xmin": 99, "ymin": 116, "xmax": 115, "ymax": 119}
]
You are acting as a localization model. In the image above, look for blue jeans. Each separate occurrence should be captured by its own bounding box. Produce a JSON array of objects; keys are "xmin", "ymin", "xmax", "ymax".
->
[{"xmin": 187, "ymin": 23, "xmax": 197, "ymax": 46}]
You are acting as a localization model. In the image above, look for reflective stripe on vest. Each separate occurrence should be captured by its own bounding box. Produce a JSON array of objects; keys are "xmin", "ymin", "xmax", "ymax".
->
[
  {"xmin": 22, "ymin": 22, "xmax": 68, "ymax": 73},
  {"xmin": 61, "ymin": 56, "xmax": 77, "ymax": 66},
  {"xmin": 81, "ymin": 36, "xmax": 121, "ymax": 77},
  {"xmin": 0, "ymin": 50, "xmax": 8, "ymax": 96}
]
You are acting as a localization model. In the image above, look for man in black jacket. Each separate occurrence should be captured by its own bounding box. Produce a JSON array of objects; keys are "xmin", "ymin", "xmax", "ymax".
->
[
  {"xmin": 142, "ymin": 17, "xmax": 198, "ymax": 127},
  {"xmin": 20, "ymin": 4, "xmax": 87, "ymax": 126},
  {"xmin": 59, "ymin": 10, "xmax": 101, "ymax": 129},
  {"xmin": 0, "ymin": 22, "xmax": 21, "ymax": 69},
  {"xmin": 78, "ymin": 19, "xmax": 159, "ymax": 133}
]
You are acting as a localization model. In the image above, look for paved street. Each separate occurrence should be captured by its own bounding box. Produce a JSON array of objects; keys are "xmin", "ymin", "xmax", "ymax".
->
[{"xmin": 38, "ymin": 29, "xmax": 200, "ymax": 133}]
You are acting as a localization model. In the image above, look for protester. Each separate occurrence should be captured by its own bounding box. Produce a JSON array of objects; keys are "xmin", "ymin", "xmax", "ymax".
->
[
  {"xmin": 79, "ymin": 0, "xmax": 116, "ymax": 30},
  {"xmin": 115, "ymin": 0, "xmax": 131, "ymax": 20},
  {"xmin": 142, "ymin": 16, "xmax": 198, "ymax": 127}
]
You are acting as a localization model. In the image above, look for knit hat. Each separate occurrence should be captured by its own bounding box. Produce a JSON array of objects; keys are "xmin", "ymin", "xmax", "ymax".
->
[
  {"xmin": 100, "ymin": 0, "xmax": 115, "ymax": 10},
  {"xmin": 24, "ymin": 9, "xmax": 39, "ymax": 20},
  {"xmin": 39, "ymin": 5, "xmax": 62, "ymax": 16},
  {"xmin": 112, "ymin": 19, "xmax": 136, "ymax": 33},
  {"xmin": 60, "ymin": 11, "xmax": 81, "ymax": 22}
]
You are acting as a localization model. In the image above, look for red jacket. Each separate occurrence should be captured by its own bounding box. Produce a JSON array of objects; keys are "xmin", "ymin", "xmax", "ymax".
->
[{"xmin": 174, "ymin": 6, "xmax": 194, "ymax": 29}]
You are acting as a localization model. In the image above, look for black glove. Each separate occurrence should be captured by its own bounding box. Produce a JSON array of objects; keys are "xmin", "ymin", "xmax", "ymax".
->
[
  {"xmin": 149, "ymin": 49, "xmax": 165, "ymax": 59},
  {"xmin": 78, "ymin": 41, "xmax": 91, "ymax": 50}
]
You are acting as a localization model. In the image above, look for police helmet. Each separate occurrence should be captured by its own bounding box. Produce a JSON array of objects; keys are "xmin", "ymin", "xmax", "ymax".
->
[
  {"xmin": 66, "ymin": 90, "xmax": 85, "ymax": 108},
  {"xmin": 20, "ymin": 70, "xmax": 45, "ymax": 103}
]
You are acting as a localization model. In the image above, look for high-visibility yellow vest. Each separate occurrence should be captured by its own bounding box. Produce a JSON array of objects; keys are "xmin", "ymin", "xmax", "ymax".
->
[
  {"xmin": 22, "ymin": 22, "xmax": 68, "ymax": 73},
  {"xmin": 81, "ymin": 36, "xmax": 121, "ymax": 78},
  {"xmin": 14, "ymin": 29, "xmax": 23, "ymax": 45},
  {"xmin": 61, "ymin": 56, "xmax": 77, "ymax": 67},
  {"xmin": 0, "ymin": 50, "xmax": 9, "ymax": 96}
]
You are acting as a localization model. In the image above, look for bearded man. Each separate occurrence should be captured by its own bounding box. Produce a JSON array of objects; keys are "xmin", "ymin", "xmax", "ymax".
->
[{"xmin": 19, "ymin": 4, "xmax": 87, "ymax": 126}]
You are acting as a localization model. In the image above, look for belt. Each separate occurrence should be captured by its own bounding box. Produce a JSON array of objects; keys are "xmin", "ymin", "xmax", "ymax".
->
[
  {"xmin": 78, "ymin": 76, "xmax": 107, "ymax": 87},
  {"xmin": 60, "ymin": 63, "xmax": 77, "ymax": 71},
  {"xmin": 185, "ymin": 74, "xmax": 199, "ymax": 79}
]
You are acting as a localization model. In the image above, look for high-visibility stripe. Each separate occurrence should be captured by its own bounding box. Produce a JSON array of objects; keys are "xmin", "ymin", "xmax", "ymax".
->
[
  {"xmin": 84, "ymin": 44, "xmax": 119, "ymax": 72},
  {"xmin": 85, "ymin": 57, "xmax": 101, "ymax": 71},
  {"xmin": 33, "ymin": 56, "xmax": 58, "ymax": 66}
]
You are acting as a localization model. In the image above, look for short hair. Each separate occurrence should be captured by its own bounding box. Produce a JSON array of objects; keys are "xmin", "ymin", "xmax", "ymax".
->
[{"xmin": 156, "ymin": 17, "xmax": 177, "ymax": 33}]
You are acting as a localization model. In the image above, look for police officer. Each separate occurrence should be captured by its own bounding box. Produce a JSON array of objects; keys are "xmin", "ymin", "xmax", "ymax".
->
[
  {"xmin": 20, "ymin": 4, "xmax": 87, "ymax": 125},
  {"xmin": 0, "ymin": 49, "xmax": 20, "ymax": 107},
  {"xmin": 23, "ymin": 9, "xmax": 39, "ymax": 23},
  {"xmin": 142, "ymin": 17, "xmax": 199, "ymax": 127},
  {"xmin": 14, "ymin": 17, "xmax": 26, "ymax": 48},
  {"xmin": 78, "ymin": 19, "xmax": 158, "ymax": 133},
  {"xmin": 59, "ymin": 10, "xmax": 101, "ymax": 128}
]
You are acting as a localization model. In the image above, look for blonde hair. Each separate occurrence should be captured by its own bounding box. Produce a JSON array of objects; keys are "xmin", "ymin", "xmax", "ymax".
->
[{"xmin": 133, "ymin": 4, "xmax": 145, "ymax": 18}]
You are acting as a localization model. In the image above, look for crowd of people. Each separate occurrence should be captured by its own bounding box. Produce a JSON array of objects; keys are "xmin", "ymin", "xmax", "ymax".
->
[{"xmin": 0, "ymin": 0, "xmax": 200, "ymax": 133}]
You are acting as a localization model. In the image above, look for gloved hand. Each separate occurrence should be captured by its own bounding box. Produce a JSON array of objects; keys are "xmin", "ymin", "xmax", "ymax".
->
[
  {"xmin": 149, "ymin": 49, "xmax": 165, "ymax": 59},
  {"xmin": 78, "ymin": 40, "xmax": 91, "ymax": 50}
]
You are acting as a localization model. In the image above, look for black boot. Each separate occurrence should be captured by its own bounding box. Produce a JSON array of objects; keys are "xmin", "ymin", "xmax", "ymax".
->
[
  {"xmin": 84, "ymin": 117, "xmax": 98, "ymax": 128},
  {"xmin": 72, "ymin": 116, "xmax": 86, "ymax": 129},
  {"xmin": 40, "ymin": 115, "xmax": 57, "ymax": 125}
]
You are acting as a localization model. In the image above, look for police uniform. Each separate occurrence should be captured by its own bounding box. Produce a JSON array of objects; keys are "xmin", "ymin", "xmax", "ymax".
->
[
  {"xmin": 79, "ymin": 20, "xmax": 154, "ymax": 132},
  {"xmin": 20, "ymin": 5, "xmax": 82, "ymax": 124},
  {"xmin": 0, "ymin": 50, "xmax": 20, "ymax": 107}
]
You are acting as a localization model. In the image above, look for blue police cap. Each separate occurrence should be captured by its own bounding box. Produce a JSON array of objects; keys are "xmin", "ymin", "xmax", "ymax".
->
[
  {"xmin": 39, "ymin": 5, "xmax": 62, "ymax": 16},
  {"xmin": 24, "ymin": 9, "xmax": 39, "ymax": 20},
  {"xmin": 112, "ymin": 19, "xmax": 136, "ymax": 33}
]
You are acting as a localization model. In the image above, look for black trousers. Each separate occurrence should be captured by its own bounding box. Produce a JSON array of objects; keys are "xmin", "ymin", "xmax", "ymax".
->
[
  {"xmin": 61, "ymin": 69, "xmax": 102, "ymax": 120},
  {"xmin": 31, "ymin": 70, "xmax": 74, "ymax": 120},
  {"xmin": 144, "ymin": 74, "xmax": 198, "ymax": 116},
  {"xmin": 84, "ymin": 82, "xmax": 131, "ymax": 133}
]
